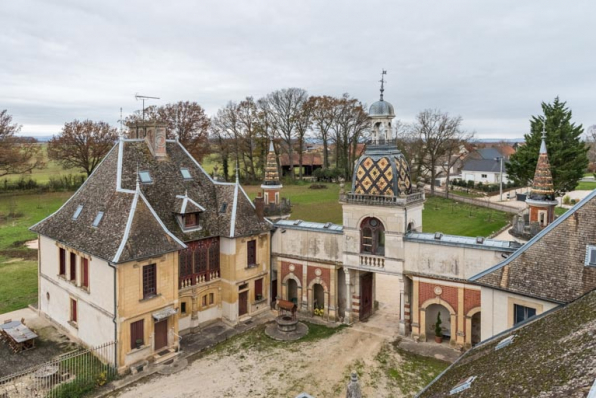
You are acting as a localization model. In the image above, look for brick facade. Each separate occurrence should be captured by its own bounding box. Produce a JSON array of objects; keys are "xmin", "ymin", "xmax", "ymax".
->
[
  {"xmin": 281, "ymin": 261, "xmax": 303, "ymax": 283},
  {"xmin": 420, "ymin": 282, "xmax": 458, "ymax": 311},
  {"xmin": 307, "ymin": 266, "xmax": 331, "ymax": 288}
]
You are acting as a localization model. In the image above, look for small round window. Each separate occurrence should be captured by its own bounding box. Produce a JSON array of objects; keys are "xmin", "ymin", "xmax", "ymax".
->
[{"xmin": 370, "ymin": 219, "xmax": 378, "ymax": 227}]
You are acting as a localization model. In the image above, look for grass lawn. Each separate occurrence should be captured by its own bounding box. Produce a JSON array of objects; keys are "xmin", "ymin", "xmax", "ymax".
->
[
  {"xmin": 423, "ymin": 196, "xmax": 510, "ymax": 237},
  {"xmin": 448, "ymin": 190, "xmax": 483, "ymax": 198},
  {"xmin": 0, "ymin": 257, "xmax": 37, "ymax": 314},
  {"xmin": 0, "ymin": 192, "xmax": 71, "ymax": 314},
  {"xmin": 575, "ymin": 181, "xmax": 596, "ymax": 191},
  {"xmin": 555, "ymin": 207, "xmax": 569, "ymax": 216},
  {"xmin": 2, "ymin": 143, "xmax": 86, "ymax": 184}
]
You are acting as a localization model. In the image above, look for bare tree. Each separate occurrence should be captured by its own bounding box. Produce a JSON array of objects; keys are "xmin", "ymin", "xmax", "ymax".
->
[
  {"xmin": 264, "ymin": 88, "xmax": 308, "ymax": 179},
  {"xmin": 48, "ymin": 120, "xmax": 118, "ymax": 176},
  {"xmin": 158, "ymin": 101, "xmax": 211, "ymax": 162},
  {"xmin": 295, "ymin": 98, "xmax": 313, "ymax": 179},
  {"xmin": 332, "ymin": 94, "xmax": 369, "ymax": 179},
  {"xmin": 211, "ymin": 102, "xmax": 241, "ymax": 181},
  {"xmin": 309, "ymin": 96, "xmax": 338, "ymax": 169},
  {"xmin": 0, "ymin": 110, "xmax": 44, "ymax": 177},
  {"xmin": 411, "ymin": 109, "xmax": 463, "ymax": 195},
  {"xmin": 441, "ymin": 131, "xmax": 474, "ymax": 198}
]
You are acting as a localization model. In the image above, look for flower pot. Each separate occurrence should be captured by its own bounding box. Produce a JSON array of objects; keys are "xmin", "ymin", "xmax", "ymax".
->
[{"xmin": 435, "ymin": 336, "xmax": 443, "ymax": 344}]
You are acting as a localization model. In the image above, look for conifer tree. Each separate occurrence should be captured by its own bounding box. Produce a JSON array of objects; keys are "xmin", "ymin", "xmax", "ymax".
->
[{"xmin": 506, "ymin": 97, "xmax": 588, "ymax": 194}]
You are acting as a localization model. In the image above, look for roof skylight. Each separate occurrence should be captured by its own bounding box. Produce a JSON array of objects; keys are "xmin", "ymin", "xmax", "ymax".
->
[
  {"xmin": 219, "ymin": 203, "xmax": 227, "ymax": 213},
  {"xmin": 180, "ymin": 168, "xmax": 192, "ymax": 180},
  {"xmin": 449, "ymin": 376, "xmax": 477, "ymax": 395},
  {"xmin": 73, "ymin": 205, "xmax": 83, "ymax": 220},
  {"xmin": 92, "ymin": 211, "xmax": 104, "ymax": 227},
  {"xmin": 585, "ymin": 245, "xmax": 596, "ymax": 266},
  {"xmin": 139, "ymin": 171, "xmax": 152, "ymax": 183},
  {"xmin": 495, "ymin": 335, "xmax": 515, "ymax": 351}
]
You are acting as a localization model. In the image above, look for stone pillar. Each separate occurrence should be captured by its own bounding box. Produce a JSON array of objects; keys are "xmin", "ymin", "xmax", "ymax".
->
[
  {"xmin": 346, "ymin": 372, "xmax": 362, "ymax": 398},
  {"xmin": 465, "ymin": 315, "xmax": 473, "ymax": 349},
  {"xmin": 344, "ymin": 270, "xmax": 352, "ymax": 324},
  {"xmin": 456, "ymin": 287, "xmax": 465, "ymax": 347},
  {"xmin": 301, "ymin": 264, "xmax": 308, "ymax": 312},
  {"xmin": 351, "ymin": 272, "xmax": 361, "ymax": 322},
  {"xmin": 411, "ymin": 279, "xmax": 420, "ymax": 341}
]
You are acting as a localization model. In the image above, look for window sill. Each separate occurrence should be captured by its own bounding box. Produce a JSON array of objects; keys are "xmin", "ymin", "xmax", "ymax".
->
[
  {"xmin": 254, "ymin": 297, "xmax": 267, "ymax": 304},
  {"xmin": 139, "ymin": 293, "xmax": 161, "ymax": 303},
  {"xmin": 79, "ymin": 286, "xmax": 90, "ymax": 294},
  {"xmin": 68, "ymin": 321, "xmax": 78, "ymax": 330},
  {"xmin": 245, "ymin": 264, "xmax": 258, "ymax": 270},
  {"xmin": 129, "ymin": 344, "xmax": 149, "ymax": 354}
]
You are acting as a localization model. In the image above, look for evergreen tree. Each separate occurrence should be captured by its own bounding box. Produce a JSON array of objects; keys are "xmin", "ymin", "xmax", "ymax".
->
[{"xmin": 506, "ymin": 97, "xmax": 588, "ymax": 194}]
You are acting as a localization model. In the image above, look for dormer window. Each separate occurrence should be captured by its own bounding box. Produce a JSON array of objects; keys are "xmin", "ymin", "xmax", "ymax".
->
[
  {"xmin": 184, "ymin": 212, "xmax": 200, "ymax": 228},
  {"xmin": 180, "ymin": 168, "xmax": 192, "ymax": 180},
  {"xmin": 139, "ymin": 171, "xmax": 152, "ymax": 184},
  {"xmin": 73, "ymin": 205, "xmax": 83, "ymax": 220}
]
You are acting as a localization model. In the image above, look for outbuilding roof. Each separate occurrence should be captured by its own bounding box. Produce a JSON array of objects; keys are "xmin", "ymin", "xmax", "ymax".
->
[
  {"xmin": 274, "ymin": 219, "xmax": 343, "ymax": 234},
  {"xmin": 417, "ymin": 289, "xmax": 596, "ymax": 398},
  {"xmin": 405, "ymin": 232, "xmax": 520, "ymax": 252}
]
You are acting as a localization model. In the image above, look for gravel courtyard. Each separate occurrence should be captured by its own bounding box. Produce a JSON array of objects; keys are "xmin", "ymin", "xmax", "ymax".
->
[{"xmin": 113, "ymin": 311, "xmax": 450, "ymax": 398}]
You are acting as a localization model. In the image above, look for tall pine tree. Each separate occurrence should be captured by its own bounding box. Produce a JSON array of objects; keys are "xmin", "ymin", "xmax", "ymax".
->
[{"xmin": 506, "ymin": 97, "xmax": 588, "ymax": 194}]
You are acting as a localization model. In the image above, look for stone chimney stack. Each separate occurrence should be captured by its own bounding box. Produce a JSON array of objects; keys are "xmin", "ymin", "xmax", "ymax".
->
[
  {"xmin": 144, "ymin": 125, "xmax": 167, "ymax": 159},
  {"xmin": 254, "ymin": 192, "xmax": 265, "ymax": 220}
]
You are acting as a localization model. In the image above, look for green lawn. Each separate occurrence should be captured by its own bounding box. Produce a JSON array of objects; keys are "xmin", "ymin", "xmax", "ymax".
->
[
  {"xmin": 575, "ymin": 181, "xmax": 596, "ymax": 191},
  {"xmin": 0, "ymin": 192, "xmax": 71, "ymax": 314},
  {"xmin": 422, "ymin": 196, "xmax": 510, "ymax": 237},
  {"xmin": 3, "ymin": 143, "xmax": 86, "ymax": 184}
]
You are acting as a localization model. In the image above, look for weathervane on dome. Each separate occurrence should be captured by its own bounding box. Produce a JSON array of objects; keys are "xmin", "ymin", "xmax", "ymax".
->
[{"xmin": 379, "ymin": 69, "xmax": 387, "ymax": 101}]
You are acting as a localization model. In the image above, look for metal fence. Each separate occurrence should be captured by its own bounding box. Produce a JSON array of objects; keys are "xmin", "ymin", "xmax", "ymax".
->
[{"xmin": 0, "ymin": 341, "xmax": 116, "ymax": 398}]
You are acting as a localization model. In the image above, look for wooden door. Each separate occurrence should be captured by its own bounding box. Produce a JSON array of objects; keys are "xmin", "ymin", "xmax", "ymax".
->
[
  {"xmin": 239, "ymin": 291, "xmax": 248, "ymax": 317},
  {"xmin": 271, "ymin": 279, "xmax": 277, "ymax": 306},
  {"xmin": 154, "ymin": 320, "xmax": 168, "ymax": 351},
  {"xmin": 359, "ymin": 273, "xmax": 373, "ymax": 321}
]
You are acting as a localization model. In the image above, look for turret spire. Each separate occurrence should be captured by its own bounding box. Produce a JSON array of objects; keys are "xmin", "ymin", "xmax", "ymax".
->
[
  {"xmin": 379, "ymin": 69, "xmax": 387, "ymax": 101},
  {"xmin": 540, "ymin": 120, "xmax": 547, "ymax": 154},
  {"xmin": 529, "ymin": 120, "xmax": 554, "ymax": 200}
]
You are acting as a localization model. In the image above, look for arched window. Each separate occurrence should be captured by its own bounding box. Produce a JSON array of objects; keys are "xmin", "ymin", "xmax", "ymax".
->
[{"xmin": 360, "ymin": 217, "xmax": 385, "ymax": 256}]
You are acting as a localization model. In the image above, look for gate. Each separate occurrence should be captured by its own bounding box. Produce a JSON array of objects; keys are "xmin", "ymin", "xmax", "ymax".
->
[{"xmin": 360, "ymin": 273, "xmax": 373, "ymax": 321}]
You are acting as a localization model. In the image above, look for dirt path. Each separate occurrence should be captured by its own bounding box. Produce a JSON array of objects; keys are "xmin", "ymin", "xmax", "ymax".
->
[{"xmin": 114, "ymin": 312, "xmax": 449, "ymax": 398}]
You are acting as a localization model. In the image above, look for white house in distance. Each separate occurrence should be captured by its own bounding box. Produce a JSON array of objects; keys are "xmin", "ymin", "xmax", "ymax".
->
[{"xmin": 461, "ymin": 147, "xmax": 511, "ymax": 185}]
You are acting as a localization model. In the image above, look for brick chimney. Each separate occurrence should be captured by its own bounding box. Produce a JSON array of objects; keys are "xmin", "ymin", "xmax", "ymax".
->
[
  {"xmin": 144, "ymin": 125, "xmax": 167, "ymax": 159},
  {"xmin": 254, "ymin": 193, "xmax": 265, "ymax": 220}
]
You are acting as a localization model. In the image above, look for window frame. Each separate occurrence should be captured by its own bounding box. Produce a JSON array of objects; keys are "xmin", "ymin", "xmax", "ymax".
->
[
  {"xmin": 81, "ymin": 257, "xmax": 89, "ymax": 289},
  {"xmin": 254, "ymin": 278, "xmax": 263, "ymax": 300},
  {"xmin": 59, "ymin": 248, "xmax": 66, "ymax": 276},
  {"xmin": 130, "ymin": 319, "xmax": 144, "ymax": 350},
  {"xmin": 247, "ymin": 240, "xmax": 257, "ymax": 267},
  {"xmin": 142, "ymin": 264, "xmax": 157, "ymax": 300},
  {"xmin": 138, "ymin": 170, "xmax": 152, "ymax": 184},
  {"xmin": 69, "ymin": 252, "xmax": 77, "ymax": 282},
  {"xmin": 360, "ymin": 217, "xmax": 385, "ymax": 256},
  {"xmin": 92, "ymin": 211, "xmax": 104, "ymax": 227},
  {"xmin": 70, "ymin": 298, "xmax": 78, "ymax": 324},
  {"xmin": 180, "ymin": 168, "xmax": 192, "ymax": 180},
  {"xmin": 513, "ymin": 304, "xmax": 537, "ymax": 325},
  {"xmin": 73, "ymin": 204, "xmax": 83, "ymax": 220}
]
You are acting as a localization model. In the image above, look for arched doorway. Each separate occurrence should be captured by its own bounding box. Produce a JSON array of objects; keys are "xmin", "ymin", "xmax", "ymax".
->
[
  {"xmin": 471, "ymin": 311, "xmax": 481, "ymax": 346},
  {"xmin": 287, "ymin": 279, "xmax": 298, "ymax": 305},
  {"xmin": 313, "ymin": 284, "xmax": 325, "ymax": 311},
  {"xmin": 426, "ymin": 303, "xmax": 451, "ymax": 343}
]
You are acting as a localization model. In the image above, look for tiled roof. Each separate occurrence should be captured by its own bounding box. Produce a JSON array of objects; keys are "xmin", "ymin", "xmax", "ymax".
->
[
  {"xmin": 461, "ymin": 158, "xmax": 506, "ymax": 173},
  {"xmin": 471, "ymin": 189, "xmax": 596, "ymax": 304},
  {"xmin": 417, "ymin": 289, "xmax": 596, "ymax": 398},
  {"xmin": 31, "ymin": 138, "xmax": 271, "ymax": 263}
]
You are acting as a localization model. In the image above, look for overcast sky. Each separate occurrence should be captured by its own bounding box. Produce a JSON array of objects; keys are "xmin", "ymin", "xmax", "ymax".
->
[{"xmin": 1, "ymin": 0, "xmax": 594, "ymax": 138}]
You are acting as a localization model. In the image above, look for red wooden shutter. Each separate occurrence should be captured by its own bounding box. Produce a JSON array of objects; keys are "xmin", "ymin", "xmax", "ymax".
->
[
  {"xmin": 71, "ymin": 299, "xmax": 77, "ymax": 323},
  {"xmin": 130, "ymin": 319, "xmax": 144, "ymax": 348},
  {"xmin": 59, "ymin": 248, "xmax": 66, "ymax": 275},
  {"xmin": 70, "ymin": 252, "xmax": 76, "ymax": 281},
  {"xmin": 82, "ymin": 258, "xmax": 89, "ymax": 288},
  {"xmin": 255, "ymin": 278, "xmax": 263, "ymax": 300},
  {"xmin": 247, "ymin": 240, "xmax": 256, "ymax": 266}
]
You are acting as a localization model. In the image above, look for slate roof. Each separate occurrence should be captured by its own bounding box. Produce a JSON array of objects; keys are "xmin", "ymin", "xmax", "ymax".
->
[
  {"xmin": 31, "ymin": 138, "xmax": 271, "ymax": 264},
  {"xmin": 417, "ymin": 289, "xmax": 596, "ymax": 398},
  {"xmin": 461, "ymin": 158, "xmax": 506, "ymax": 173},
  {"xmin": 405, "ymin": 232, "xmax": 520, "ymax": 252},
  {"xmin": 471, "ymin": 189, "xmax": 596, "ymax": 304},
  {"xmin": 274, "ymin": 220, "xmax": 343, "ymax": 234}
]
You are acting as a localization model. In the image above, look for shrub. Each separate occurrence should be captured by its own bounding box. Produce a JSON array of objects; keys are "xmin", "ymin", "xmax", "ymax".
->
[
  {"xmin": 563, "ymin": 195, "xmax": 571, "ymax": 205},
  {"xmin": 309, "ymin": 184, "xmax": 328, "ymax": 190},
  {"xmin": 570, "ymin": 199, "xmax": 577, "ymax": 205}
]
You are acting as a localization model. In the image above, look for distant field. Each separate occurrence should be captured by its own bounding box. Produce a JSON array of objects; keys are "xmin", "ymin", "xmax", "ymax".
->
[
  {"xmin": 575, "ymin": 181, "xmax": 596, "ymax": 191},
  {"xmin": 3, "ymin": 143, "xmax": 86, "ymax": 184}
]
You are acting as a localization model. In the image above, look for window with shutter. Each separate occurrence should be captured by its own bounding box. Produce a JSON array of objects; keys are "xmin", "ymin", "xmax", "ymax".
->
[
  {"xmin": 247, "ymin": 240, "xmax": 256, "ymax": 267},
  {"xmin": 142, "ymin": 264, "xmax": 157, "ymax": 299},
  {"xmin": 255, "ymin": 278, "xmax": 263, "ymax": 300},
  {"xmin": 130, "ymin": 319, "xmax": 144, "ymax": 349},
  {"xmin": 70, "ymin": 252, "xmax": 77, "ymax": 282},
  {"xmin": 59, "ymin": 248, "xmax": 66, "ymax": 276},
  {"xmin": 81, "ymin": 257, "xmax": 89, "ymax": 289},
  {"xmin": 70, "ymin": 298, "xmax": 77, "ymax": 323}
]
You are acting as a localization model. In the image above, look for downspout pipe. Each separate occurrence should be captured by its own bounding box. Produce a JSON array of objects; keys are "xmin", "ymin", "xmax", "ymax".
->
[{"xmin": 108, "ymin": 261, "xmax": 118, "ymax": 369}]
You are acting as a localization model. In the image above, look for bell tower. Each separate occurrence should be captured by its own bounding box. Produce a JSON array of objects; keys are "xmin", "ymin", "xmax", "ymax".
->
[{"xmin": 369, "ymin": 70, "xmax": 395, "ymax": 144}]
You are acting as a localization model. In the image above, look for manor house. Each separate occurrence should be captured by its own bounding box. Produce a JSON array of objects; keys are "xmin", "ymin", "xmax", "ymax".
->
[{"xmin": 30, "ymin": 84, "xmax": 596, "ymax": 371}]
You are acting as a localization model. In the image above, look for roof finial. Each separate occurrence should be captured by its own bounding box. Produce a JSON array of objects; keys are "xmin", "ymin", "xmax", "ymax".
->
[
  {"xmin": 135, "ymin": 162, "xmax": 140, "ymax": 192},
  {"xmin": 379, "ymin": 69, "xmax": 387, "ymax": 101},
  {"xmin": 185, "ymin": 189, "xmax": 188, "ymax": 198},
  {"xmin": 540, "ymin": 118, "xmax": 547, "ymax": 154},
  {"xmin": 269, "ymin": 139, "xmax": 274, "ymax": 153}
]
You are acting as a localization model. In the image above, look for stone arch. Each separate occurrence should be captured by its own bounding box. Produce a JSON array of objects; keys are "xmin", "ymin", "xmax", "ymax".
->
[
  {"xmin": 282, "ymin": 272, "xmax": 302, "ymax": 287},
  {"xmin": 419, "ymin": 297, "xmax": 457, "ymax": 344},
  {"xmin": 356, "ymin": 214, "xmax": 387, "ymax": 231},
  {"xmin": 307, "ymin": 276, "xmax": 329, "ymax": 315},
  {"xmin": 282, "ymin": 273, "xmax": 302, "ymax": 306},
  {"xmin": 465, "ymin": 306, "xmax": 482, "ymax": 348}
]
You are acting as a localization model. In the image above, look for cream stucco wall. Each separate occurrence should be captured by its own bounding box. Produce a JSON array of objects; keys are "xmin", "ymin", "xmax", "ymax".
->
[
  {"xmin": 404, "ymin": 241, "xmax": 506, "ymax": 280},
  {"xmin": 271, "ymin": 227, "xmax": 343, "ymax": 263},
  {"xmin": 38, "ymin": 235, "xmax": 115, "ymax": 348},
  {"xmin": 480, "ymin": 287, "xmax": 559, "ymax": 341}
]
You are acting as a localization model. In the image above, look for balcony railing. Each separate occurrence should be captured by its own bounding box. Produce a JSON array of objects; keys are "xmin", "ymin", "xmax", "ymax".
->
[
  {"xmin": 340, "ymin": 191, "xmax": 424, "ymax": 207},
  {"xmin": 179, "ymin": 269, "xmax": 220, "ymax": 289},
  {"xmin": 360, "ymin": 254, "xmax": 385, "ymax": 269}
]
